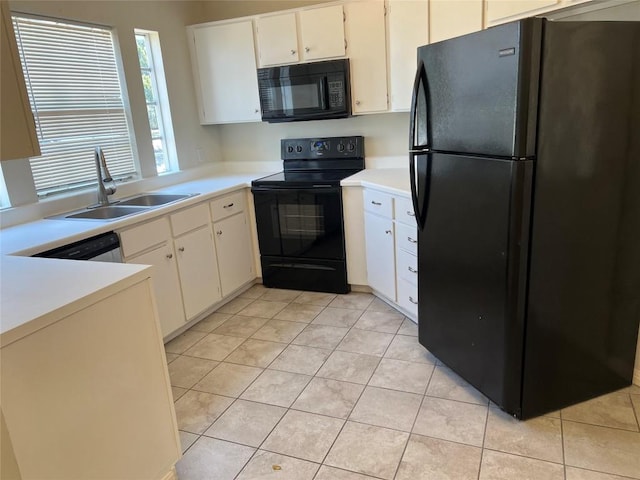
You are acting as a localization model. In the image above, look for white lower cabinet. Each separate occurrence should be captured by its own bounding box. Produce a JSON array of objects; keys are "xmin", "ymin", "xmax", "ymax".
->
[
  {"xmin": 394, "ymin": 196, "xmax": 418, "ymax": 320},
  {"xmin": 362, "ymin": 187, "xmax": 418, "ymax": 321},
  {"xmin": 213, "ymin": 212, "xmax": 254, "ymax": 297},
  {"xmin": 119, "ymin": 217, "xmax": 186, "ymax": 337},
  {"xmin": 174, "ymin": 225, "xmax": 222, "ymax": 320},
  {"xmin": 363, "ymin": 188, "xmax": 398, "ymax": 303},
  {"xmin": 127, "ymin": 244, "xmax": 184, "ymax": 335},
  {"xmin": 119, "ymin": 189, "xmax": 256, "ymax": 339}
]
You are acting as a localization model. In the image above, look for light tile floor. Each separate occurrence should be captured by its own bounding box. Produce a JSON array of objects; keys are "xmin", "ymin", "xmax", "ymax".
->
[{"xmin": 165, "ymin": 286, "xmax": 640, "ymax": 480}]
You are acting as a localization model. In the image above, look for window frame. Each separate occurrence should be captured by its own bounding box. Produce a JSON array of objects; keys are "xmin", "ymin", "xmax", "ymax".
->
[{"xmin": 135, "ymin": 28, "xmax": 177, "ymax": 175}]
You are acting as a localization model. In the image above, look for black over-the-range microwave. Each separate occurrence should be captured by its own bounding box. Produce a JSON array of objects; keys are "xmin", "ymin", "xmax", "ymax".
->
[{"xmin": 257, "ymin": 59, "xmax": 351, "ymax": 123}]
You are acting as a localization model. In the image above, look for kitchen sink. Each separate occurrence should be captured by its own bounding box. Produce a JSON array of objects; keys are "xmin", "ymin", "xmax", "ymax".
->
[
  {"xmin": 48, "ymin": 192, "xmax": 198, "ymax": 222},
  {"xmin": 117, "ymin": 193, "xmax": 193, "ymax": 207},
  {"xmin": 63, "ymin": 205, "xmax": 150, "ymax": 220}
]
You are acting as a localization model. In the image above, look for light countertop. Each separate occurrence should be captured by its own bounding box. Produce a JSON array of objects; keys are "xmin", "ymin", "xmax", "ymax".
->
[
  {"xmin": 0, "ymin": 173, "xmax": 266, "ymax": 257},
  {"xmin": 341, "ymin": 168, "xmax": 411, "ymax": 196},
  {"xmin": 0, "ymin": 256, "xmax": 151, "ymax": 346}
]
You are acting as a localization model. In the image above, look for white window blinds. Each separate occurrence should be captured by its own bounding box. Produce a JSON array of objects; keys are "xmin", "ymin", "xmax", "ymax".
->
[{"xmin": 12, "ymin": 15, "xmax": 136, "ymax": 196}]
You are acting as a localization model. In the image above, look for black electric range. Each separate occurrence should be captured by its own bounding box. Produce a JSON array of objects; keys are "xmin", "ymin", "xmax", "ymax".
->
[{"xmin": 251, "ymin": 136, "xmax": 364, "ymax": 293}]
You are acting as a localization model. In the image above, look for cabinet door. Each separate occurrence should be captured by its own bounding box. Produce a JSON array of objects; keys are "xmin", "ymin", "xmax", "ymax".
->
[
  {"xmin": 213, "ymin": 213, "xmax": 254, "ymax": 297},
  {"xmin": 387, "ymin": 0, "xmax": 429, "ymax": 112},
  {"xmin": 430, "ymin": 0, "xmax": 483, "ymax": 43},
  {"xmin": 175, "ymin": 226, "xmax": 222, "ymax": 320},
  {"xmin": 256, "ymin": 13, "xmax": 299, "ymax": 66},
  {"xmin": 190, "ymin": 21, "xmax": 261, "ymax": 124},
  {"xmin": 344, "ymin": 1, "xmax": 388, "ymax": 114},
  {"xmin": 486, "ymin": 0, "xmax": 558, "ymax": 25},
  {"xmin": 1, "ymin": 1, "xmax": 40, "ymax": 161},
  {"xmin": 364, "ymin": 211, "xmax": 396, "ymax": 300},
  {"xmin": 129, "ymin": 244, "xmax": 185, "ymax": 337},
  {"xmin": 299, "ymin": 5, "xmax": 345, "ymax": 61}
]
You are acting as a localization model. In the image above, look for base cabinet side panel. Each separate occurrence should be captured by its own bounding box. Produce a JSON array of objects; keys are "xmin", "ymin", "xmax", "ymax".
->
[{"xmin": 0, "ymin": 280, "xmax": 180, "ymax": 479}]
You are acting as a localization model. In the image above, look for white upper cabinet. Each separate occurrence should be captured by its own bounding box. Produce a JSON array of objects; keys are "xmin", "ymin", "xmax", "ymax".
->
[
  {"xmin": 429, "ymin": 0, "xmax": 484, "ymax": 43},
  {"xmin": 387, "ymin": 0, "xmax": 429, "ymax": 112},
  {"xmin": 257, "ymin": 5, "xmax": 346, "ymax": 66},
  {"xmin": 344, "ymin": 1, "xmax": 388, "ymax": 114},
  {"xmin": 256, "ymin": 13, "xmax": 299, "ymax": 66},
  {"xmin": 298, "ymin": 5, "xmax": 346, "ymax": 61},
  {"xmin": 486, "ymin": 0, "xmax": 559, "ymax": 25},
  {"xmin": 1, "ymin": 1, "xmax": 40, "ymax": 161},
  {"xmin": 188, "ymin": 20, "xmax": 261, "ymax": 124}
]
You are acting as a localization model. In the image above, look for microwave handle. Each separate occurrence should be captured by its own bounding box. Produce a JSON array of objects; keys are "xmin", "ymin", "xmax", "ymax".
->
[{"xmin": 319, "ymin": 78, "xmax": 328, "ymax": 110}]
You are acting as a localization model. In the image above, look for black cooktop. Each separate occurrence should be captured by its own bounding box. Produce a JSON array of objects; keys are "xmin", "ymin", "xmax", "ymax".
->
[{"xmin": 252, "ymin": 169, "xmax": 361, "ymax": 188}]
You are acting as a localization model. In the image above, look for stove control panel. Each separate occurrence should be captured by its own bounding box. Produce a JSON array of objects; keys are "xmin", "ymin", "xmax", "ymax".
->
[{"xmin": 282, "ymin": 136, "xmax": 364, "ymax": 160}]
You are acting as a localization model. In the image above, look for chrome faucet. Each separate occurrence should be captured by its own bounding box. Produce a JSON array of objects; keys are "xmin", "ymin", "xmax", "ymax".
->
[{"xmin": 94, "ymin": 146, "xmax": 117, "ymax": 207}]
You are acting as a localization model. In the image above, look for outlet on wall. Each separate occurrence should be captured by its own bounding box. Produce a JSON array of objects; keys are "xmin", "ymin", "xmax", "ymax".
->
[{"xmin": 196, "ymin": 147, "xmax": 205, "ymax": 164}]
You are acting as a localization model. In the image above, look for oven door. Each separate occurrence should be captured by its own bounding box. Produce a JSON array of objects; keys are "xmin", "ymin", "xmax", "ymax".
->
[{"xmin": 252, "ymin": 186, "xmax": 345, "ymax": 260}]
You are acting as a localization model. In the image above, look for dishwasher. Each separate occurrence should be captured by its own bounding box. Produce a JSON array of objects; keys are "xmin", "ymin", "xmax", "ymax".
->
[{"xmin": 33, "ymin": 232, "xmax": 122, "ymax": 262}]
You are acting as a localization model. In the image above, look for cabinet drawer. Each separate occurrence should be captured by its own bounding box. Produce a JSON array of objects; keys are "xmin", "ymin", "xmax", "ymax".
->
[
  {"xmin": 119, "ymin": 217, "xmax": 171, "ymax": 258},
  {"xmin": 210, "ymin": 191, "xmax": 245, "ymax": 221},
  {"xmin": 170, "ymin": 203, "xmax": 210, "ymax": 237},
  {"xmin": 364, "ymin": 189, "xmax": 393, "ymax": 218},
  {"xmin": 396, "ymin": 248, "xmax": 418, "ymax": 286},
  {"xmin": 397, "ymin": 277, "xmax": 418, "ymax": 318},
  {"xmin": 395, "ymin": 196, "xmax": 417, "ymax": 226},
  {"xmin": 396, "ymin": 222, "xmax": 418, "ymax": 255}
]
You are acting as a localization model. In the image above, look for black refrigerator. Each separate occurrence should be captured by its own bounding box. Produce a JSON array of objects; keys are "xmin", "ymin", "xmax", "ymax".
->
[{"xmin": 410, "ymin": 18, "xmax": 640, "ymax": 419}]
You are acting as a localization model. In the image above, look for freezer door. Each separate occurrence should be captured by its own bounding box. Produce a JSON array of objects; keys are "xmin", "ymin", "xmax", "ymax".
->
[
  {"xmin": 417, "ymin": 153, "xmax": 532, "ymax": 416},
  {"xmin": 418, "ymin": 18, "xmax": 541, "ymax": 158}
]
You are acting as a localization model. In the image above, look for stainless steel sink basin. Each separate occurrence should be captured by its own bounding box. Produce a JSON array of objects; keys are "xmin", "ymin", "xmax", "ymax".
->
[
  {"xmin": 64, "ymin": 205, "xmax": 149, "ymax": 220},
  {"xmin": 47, "ymin": 192, "xmax": 198, "ymax": 222},
  {"xmin": 117, "ymin": 193, "xmax": 192, "ymax": 207}
]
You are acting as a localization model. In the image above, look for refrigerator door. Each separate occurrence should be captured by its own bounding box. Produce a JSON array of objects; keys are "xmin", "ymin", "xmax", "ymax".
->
[
  {"xmin": 417, "ymin": 153, "xmax": 532, "ymax": 416},
  {"xmin": 418, "ymin": 19, "xmax": 541, "ymax": 158}
]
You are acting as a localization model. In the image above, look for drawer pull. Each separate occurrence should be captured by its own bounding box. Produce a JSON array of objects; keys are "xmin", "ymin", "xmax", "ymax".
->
[
  {"xmin": 409, "ymin": 296, "xmax": 418, "ymax": 305},
  {"xmin": 216, "ymin": 230, "xmax": 223, "ymax": 236},
  {"xmin": 408, "ymin": 237, "xmax": 417, "ymax": 244},
  {"xmin": 166, "ymin": 253, "xmax": 173, "ymax": 259},
  {"xmin": 385, "ymin": 230, "xmax": 392, "ymax": 235},
  {"xmin": 223, "ymin": 203, "xmax": 234, "ymax": 209},
  {"xmin": 178, "ymin": 246, "xmax": 185, "ymax": 252},
  {"xmin": 407, "ymin": 210, "xmax": 415, "ymax": 217},
  {"xmin": 408, "ymin": 266, "xmax": 417, "ymax": 273},
  {"xmin": 371, "ymin": 200, "xmax": 382, "ymax": 206}
]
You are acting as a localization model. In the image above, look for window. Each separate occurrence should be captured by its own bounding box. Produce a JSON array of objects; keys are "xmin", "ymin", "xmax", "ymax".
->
[
  {"xmin": 135, "ymin": 30, "xmax": 176, "ymax": 174},
  {"xmin": 12, "ymin": 15, "xmax": 136, "ymax": 196}
]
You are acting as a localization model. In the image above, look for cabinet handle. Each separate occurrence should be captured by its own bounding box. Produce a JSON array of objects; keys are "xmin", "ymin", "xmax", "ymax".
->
[
  {"xmin": 178, "ymin": 247, "xmax": 185, "ymax": 252},
  {"xmin": 223, "ymin": 203, "xmax": 234, "ymax": 209},
  {"xmin": 385, "ymin": 229, "xmax": 392, "ymax": 235},
  {"xmin": 166, "ymin": 253, "xmax": 173, "ymax": 259},
  {"xmin": 408, "ymin": 266, "xmax": 417, "ymax": 273},
  {"xmin": 409, "ymin": 296, "xmax": 418, "ymax": 305},
  {"xmin": 216, "ymin": 230, "xmax": 222, "ymax": 236},
  {"xmin": 254, "ymin": 109, "xmax": 259, "ymax": 114},
  {"xmin": 356, "ymin": 100, "xmax": 361, "ymax": 106},
  {"xmin": 291, "ymin": 49, "xmax": 296, "ymax": 55},
  {"xmin": 407, "ymin": 210, "xmax": 415, "ymax": 217},
  {"xmin": 371, "ymin": 200, "xmax": 382, "ymax": 206},
  {"xmin": 305, "ymin": 47, "xmax": 310, "ymax": 52},
  {"xmin": 408, "ymin": 237, "xmax": 417, "ymax": 244}
]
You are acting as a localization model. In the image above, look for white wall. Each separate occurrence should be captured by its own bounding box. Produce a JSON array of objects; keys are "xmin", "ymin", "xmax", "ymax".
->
[{"xmin": 219, "ymin": 112, "xmax": 410, "ymax": 168}]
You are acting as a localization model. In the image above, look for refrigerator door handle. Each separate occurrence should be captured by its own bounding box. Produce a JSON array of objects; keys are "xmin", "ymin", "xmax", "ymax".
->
[
  {"xmin": 410, "ymin": 153, "xmax": 430, "ymax": 231},
  {"xmin": 409, "ymin": 59, "xmax": 429, "ymax": 151}
]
